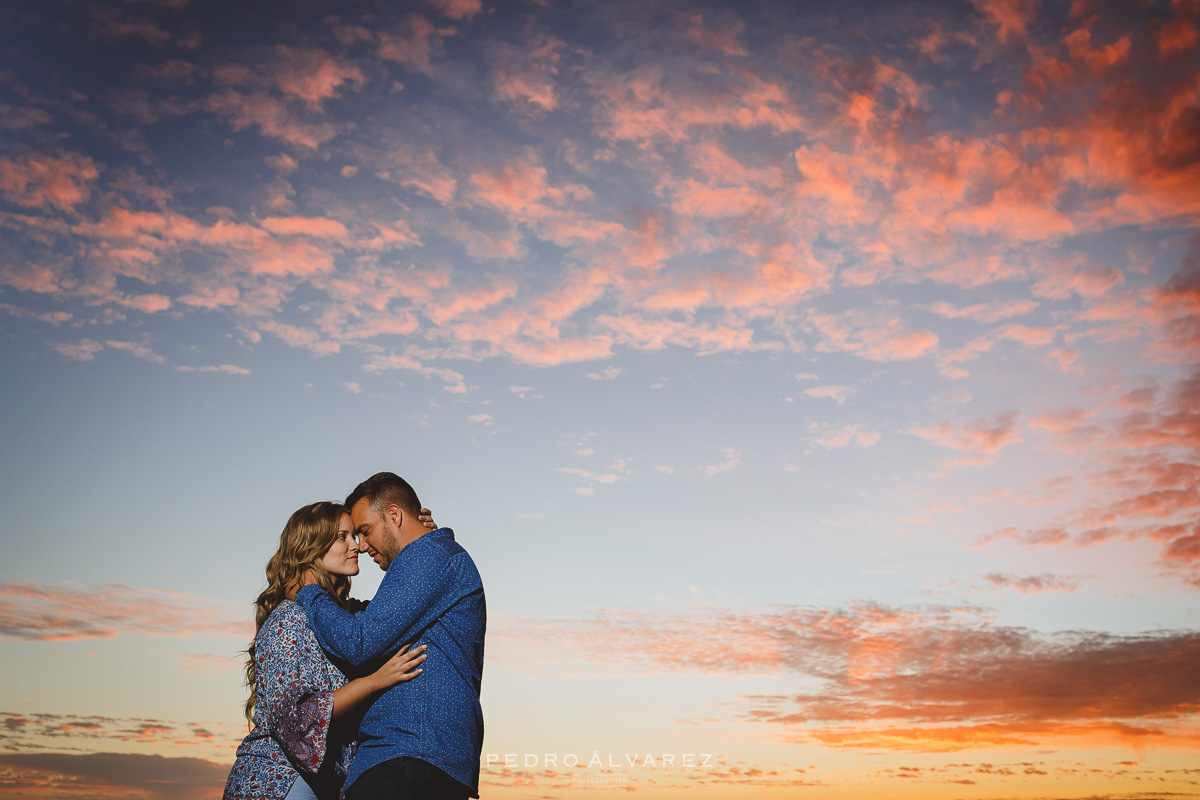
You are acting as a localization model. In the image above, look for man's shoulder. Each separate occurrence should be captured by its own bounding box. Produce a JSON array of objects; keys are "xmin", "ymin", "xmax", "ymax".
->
[
  {"xmin": 405, "ymin": 528, "xmax": 469, "ymax": 560},
  {"xmin": 395, "ymin": 528, "xmax": 482, "ymax": 584}
]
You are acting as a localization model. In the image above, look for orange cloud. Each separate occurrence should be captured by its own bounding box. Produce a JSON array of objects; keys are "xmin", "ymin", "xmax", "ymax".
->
[
  {"xmin": 0, "ymin": 752, "xmax": 227, "ymax": 800},
  {"xmin": 492, "ymin": 603, "xmax": 1200, "ymax": 752}
]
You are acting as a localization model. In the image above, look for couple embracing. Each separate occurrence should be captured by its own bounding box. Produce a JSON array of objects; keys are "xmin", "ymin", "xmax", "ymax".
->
[{"xmin": 223, "ymin": 472, "xmax": 486, "ymax": 800}]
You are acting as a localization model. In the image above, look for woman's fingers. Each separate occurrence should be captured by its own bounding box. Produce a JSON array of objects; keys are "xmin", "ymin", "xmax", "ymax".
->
[
  {"xmin": 390, "ymin": 645, "xmax": 427, "ymax": 672},
  {"xmin": 418, "ymin": 507, "xmax": 437, "ymax": 529}
]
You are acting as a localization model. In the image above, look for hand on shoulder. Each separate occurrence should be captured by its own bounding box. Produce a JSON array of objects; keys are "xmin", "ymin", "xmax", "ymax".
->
[{"xmin": 284, "ymin": 568, "xmax": 317, "ymax": 601}]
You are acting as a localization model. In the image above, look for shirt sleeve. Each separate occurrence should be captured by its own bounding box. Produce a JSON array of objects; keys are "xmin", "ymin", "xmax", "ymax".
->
[
  {"xmin": 297, "ymin": 542, "xmax": 460, "ymax": 665},
  {"xmin": 256, "ymin": 609, "xmax": 335, "ymax": 774}
]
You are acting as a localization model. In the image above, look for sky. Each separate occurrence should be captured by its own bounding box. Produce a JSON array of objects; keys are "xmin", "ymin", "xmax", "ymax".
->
[{"xmin": 0, "ymin": 0, "xmax": 1198, "ymax": 797}]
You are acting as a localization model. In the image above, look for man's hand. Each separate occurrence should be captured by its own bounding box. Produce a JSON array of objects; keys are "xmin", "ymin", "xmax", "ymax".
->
[
  {"xmin": 418, "ymin": 507, "xmax": 437, "ymax": 529},
  {"xmin": 285, "ymin": 568, "xmax": 318, "ymax": 600}
]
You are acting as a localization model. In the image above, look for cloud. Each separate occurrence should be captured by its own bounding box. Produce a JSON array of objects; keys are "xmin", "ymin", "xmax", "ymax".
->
[
  {"xmin": 47, "ymin": 339, "xmax": 105, "ymax": 362},
  {"xmin": 491, "ymin": 602, "xmax": 1200, "ymax": 752},
  {"xmin": 259, "ymin": 216, "xmax": 350, "ymax": 240},
  {"xmin": 508, "ymin": 384, "xmax": 541, "ymax": 399},
  {"xmin": 0, "ymin": 752, "xmax": 228, "ymax": 800},
  {"xmin": 983, "ymin": 573, "xmax": 1081, "ymax": 594},
  {"xmin": 0, "ymin": 582, "xmax": 248, "ymax": 641},
  {"xmin": 377, "ymin": 14, "xmax": 453, "ymax": 77},
  {"xmin": 104, "ymin": 340, "xmax": 165, "ymax": 364},
  {"xmin": 909, "ymin": 411, "xmax": 1023, "ymax": 465},
  {"xmin": 2, "ymin": 0, "xmax": 1199, "ymax": 415},
  {"xmin": 808, "ymin": 423, "xmax": 881, "ymax": 451},
  {"xmin": 702, "ymin": 446, "xmax": 742, "ymax": 476},
  {"xmin": 925, "ymin": 299, "xmax": 1039, "ymax": 324},
  {"xmin": 429, "ymin": 0, "xmax": 483, "ymax": 20},
  {"xmin": 585, "ymin": 365, "xmax": 624, "ymax": 381},
  {"xmin": 0, "ymin": 153, "xmax": 99, "ymax": 212},
  {"xmin": 174, "ymin": 364, "xmax": 250, "ymax": 374},
  {"xmin": 211, "ymin": 45, "xmax": 364, "ymax": 109},
  {"xmin": 803, "ymin": 385, "xmax": 852, "ymax": 405},
  {"xmin": 970, "ymin": 0, "xmax": 1040, "ymax": 45},
  {"xmin": 810, "ymin": 312, "xmax": 939, "ymax": 362}
]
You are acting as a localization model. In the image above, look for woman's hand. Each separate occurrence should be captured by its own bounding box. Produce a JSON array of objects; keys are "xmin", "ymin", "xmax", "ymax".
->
[
  {"xmin": 332, "ymin": 644, "xmax": 428, "ymax": 719},
  {"xmin": 418, "ymin": 507, "xmax": 437, "ymax": 530},
  {"xmin": 369, "ymin": 644, "xmax": 427, "ymax": 691}
]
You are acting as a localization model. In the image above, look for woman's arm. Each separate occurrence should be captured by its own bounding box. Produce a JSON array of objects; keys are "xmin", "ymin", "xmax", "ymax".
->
[{"xmin": 330, "ymin": 643, "xmax": 426, "ymax": 719}]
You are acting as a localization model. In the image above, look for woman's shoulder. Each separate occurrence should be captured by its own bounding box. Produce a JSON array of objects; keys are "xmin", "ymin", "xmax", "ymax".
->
[{"xmin": 258, "ymin": 601, "xmax": 312, "ymax": 642}]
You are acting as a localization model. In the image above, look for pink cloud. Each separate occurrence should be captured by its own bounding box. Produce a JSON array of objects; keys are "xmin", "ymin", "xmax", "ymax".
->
[
  {"xmin": 970, "ymin": 0, "xmax": 1040, "ymax": 44},
  {"xmin": 271, "ymin": 47, "xmax": 364, "ymax": 107},
  {"xmin": 925, "ymin": 299, "xmax": 1039, "ymax": 323},
  {"xmin": 808, "ymin": 422, "xmax": 881, "ymax": 450},
  {"xmin": 0, "ymin": 582, "xmax": 248, "ymax": 641},
  {"xmin": 203, "ymin": 89, "xmax": 338, "ymax": 150},
  {"xmin": 0, "ymin": 153, "xmax": 99, "ymax": 212},
  {"xmin": 47, "ymin": 339, "xmax": 105, "ymax": 362},
  {"xmin": 684, "ymin": 11, "xmax": 747, "ymax": 56},
  {"xmin": 811, "ymin": 312, "xmax": 939, "ymax": 362},
  {"xmin": 259, "ymin": 216, "xmax": 350, "ymax": 240},
  {"xmin": 428, "ymin": 0, "xmax": 482, "ymax": 21},
  {"xmin": 489, "ymin": 32, "xmax": 563, "ymax": 111},
  {"xmin": 377, "ymin": 14, "xmax": 452, "ymax": 77},
  {"xmin": 804, "ymin": 385, "xmax": 852, "ymax": 405},
  {"xmin": 211, "ymin": 45, "xmax": 364, "ymax": 109},
  {"xmin": 983, "ymin": 573, "xmax": 1081, "ymax": 593},
  {"xmin": 909, "ymin": 411, "xmax": 1024, "ymax": 459}
]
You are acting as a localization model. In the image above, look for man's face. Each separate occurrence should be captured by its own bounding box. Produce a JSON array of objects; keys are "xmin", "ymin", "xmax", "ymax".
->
[{"xmin": 350, "ymin": 498, "xmax": 401, "ymax": 570}]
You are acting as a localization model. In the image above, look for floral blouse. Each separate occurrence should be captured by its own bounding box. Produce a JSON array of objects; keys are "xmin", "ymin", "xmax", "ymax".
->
[{"xmin": 223, "ymin": 600, "xmax": 354, "ymax": 800}]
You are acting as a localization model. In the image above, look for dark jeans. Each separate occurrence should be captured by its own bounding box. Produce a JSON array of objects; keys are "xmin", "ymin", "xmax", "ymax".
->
[{"xmin": 346, "ymin": 757, "xmax": 469, "ymax": 800}]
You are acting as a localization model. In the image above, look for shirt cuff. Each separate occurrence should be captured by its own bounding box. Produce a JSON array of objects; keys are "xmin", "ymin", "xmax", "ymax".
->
[{"xmin": 296, "ymin": 583, "xmax": 323, "ymax": 606}]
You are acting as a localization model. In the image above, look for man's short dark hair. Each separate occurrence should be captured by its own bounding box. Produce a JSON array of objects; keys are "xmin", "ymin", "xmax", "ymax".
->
[{"xmin": 345, "ymin": 472, "xmax": 422, "ymax": 517}]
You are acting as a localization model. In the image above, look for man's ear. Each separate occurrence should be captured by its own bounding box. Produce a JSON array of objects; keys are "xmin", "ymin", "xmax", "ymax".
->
[{"xmin": 386, "ymin": 503, "xmax": 404, "ymax": 526}]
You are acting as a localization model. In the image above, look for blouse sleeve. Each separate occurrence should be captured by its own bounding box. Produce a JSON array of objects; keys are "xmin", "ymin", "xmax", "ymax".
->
[{"xmin": 256, "ymin": 607, "xmax": 336, "ymax": 774}]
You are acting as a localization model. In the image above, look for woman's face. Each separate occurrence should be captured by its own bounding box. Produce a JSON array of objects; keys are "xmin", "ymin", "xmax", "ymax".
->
[{"xmin": 321, "ymin": 513, "xmax": 361, "ymax": 577}]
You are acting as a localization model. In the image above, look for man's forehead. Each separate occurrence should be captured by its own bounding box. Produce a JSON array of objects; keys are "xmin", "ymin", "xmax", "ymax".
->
[{"xmin": 349, "ymin": 498, "xmax": 377, "ymax": 526}]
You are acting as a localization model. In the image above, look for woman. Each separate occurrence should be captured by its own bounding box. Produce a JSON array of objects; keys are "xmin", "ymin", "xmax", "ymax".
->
[{"xmin": 223, "ymin": 501, "xmax": 435, "ymax": 800}]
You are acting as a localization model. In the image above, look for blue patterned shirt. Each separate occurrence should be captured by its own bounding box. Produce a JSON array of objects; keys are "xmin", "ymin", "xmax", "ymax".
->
[
  {"xmin": 223, "ymin": 600, "xmax": 354, "ymax": 800},
  {"xmin": 297, "ymin": 528, "xmax": 486, "ymax": 797}
]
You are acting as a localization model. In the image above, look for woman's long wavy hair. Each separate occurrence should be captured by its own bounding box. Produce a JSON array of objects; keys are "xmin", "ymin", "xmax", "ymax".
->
[{"xmin": 243, "ymin": 501, "xmax": 353, "ymax": 726}]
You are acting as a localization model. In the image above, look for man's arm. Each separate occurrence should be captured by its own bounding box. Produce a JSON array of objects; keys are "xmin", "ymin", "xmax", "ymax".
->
[{"xmin": 297, "ymin": 543, "xmax": 461, "ymax": 665}]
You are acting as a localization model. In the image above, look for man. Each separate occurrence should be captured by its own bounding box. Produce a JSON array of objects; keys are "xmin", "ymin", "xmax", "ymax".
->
[{"xmin": 295, "ymin": 472, "xmax": 486, "ymax": 799}]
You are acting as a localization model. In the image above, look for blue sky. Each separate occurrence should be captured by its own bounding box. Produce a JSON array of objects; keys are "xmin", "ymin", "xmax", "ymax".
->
[{"xmin": 1, "ymin": 0, "xmax": 1199, "ymax": 797}]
